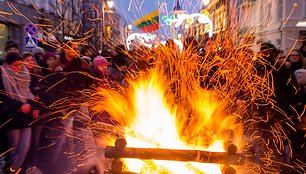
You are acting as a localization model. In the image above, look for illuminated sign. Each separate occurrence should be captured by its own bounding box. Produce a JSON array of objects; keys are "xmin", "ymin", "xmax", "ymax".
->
[
  {"xmin": 126, "ymin": 33, "xmax": 156, "ymax": 50},
  {"xmin": 64, "ymin": 35, "xmax": 73, "ymax": 40},
  {"xmin": 162, "ymin": 10, "xmax": 213, "ymax": 37}
]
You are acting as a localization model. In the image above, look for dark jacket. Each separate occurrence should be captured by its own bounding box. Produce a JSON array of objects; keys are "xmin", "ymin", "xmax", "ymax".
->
[
  {"xmin": 61, "ymin": 55, "xmax": 92, "ymax": 87},
  {"xmin": 299, "ymin": 45, "xmax": 306, "ymax": 58},
  {"xmin": 39, "ymin": 56, "xmax": 93, "ymax": 111},
  {"xmin": 29, "ymin": 71, "xmax": 43, "ymax": 97},
  {"xmin": 0, "ymin": 71, "xmax": 34, "ymax": 130}
]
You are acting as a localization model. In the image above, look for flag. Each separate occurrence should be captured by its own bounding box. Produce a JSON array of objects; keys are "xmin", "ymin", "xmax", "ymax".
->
[{"xmin": 133, "ymin": 10, "xmax": 159, "ymax": 33}]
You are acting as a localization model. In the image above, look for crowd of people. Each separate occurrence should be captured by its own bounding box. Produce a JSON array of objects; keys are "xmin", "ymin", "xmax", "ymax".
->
[
  {"xmin": 0, "ymin": 40, "xmax": 128, "ymax": 174},
  {"xmin": 0, "ymin": 36, "xmax": 305, "ymax": 174}
]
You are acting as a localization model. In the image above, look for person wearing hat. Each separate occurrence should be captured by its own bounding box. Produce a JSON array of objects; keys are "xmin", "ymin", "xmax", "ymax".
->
[
  {"xmin": 1, "ymin": 40, "xmax": 20, "ymax": 65},
  {"xmin": 93, "ymin": 56, "xmax": 109, "ymax": 78},
  {"xmin": 108, "ymin": 54, "xmax": 127, "ymax": 85},
  {"xmin": 37, "ymin": 40, "xmax": 94, "ymax": 174},
  {"xmin": 92, "ymin": 55, "xmax": 115, "ymax": 89},
  {"xmin": 254, "ymin": 41, "xmax": 281, "ymax": 77},
  {"xmin": 5, "ymin": 40, "xmax": 19, "ymax": 54},
  {"xmin": 32, "ymin": 46, "xmax": 45, "ymax": 67}
]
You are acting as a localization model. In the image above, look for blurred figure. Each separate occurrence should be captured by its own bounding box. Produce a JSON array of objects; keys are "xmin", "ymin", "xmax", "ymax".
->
[
  {"xmin": 204, "ymin": 37, "xmax": 216, "ymax": 54},
  {"xmin": 114, "ymin": 44, "xmax": 127, "ymax": 57},
  {"xmin": 287, "ymin": 49, "xmax": 304, "ymax": 71},
  {"xmin": 255, "ymin": 42, "xmax": 280, "ymax": 76},
  {"xmin": 40, "ymin": 52, "xmax": 59, "ymax": 75},
  {"xmin": 1, "ymin": 40, "xmax": 20, "ymax": 65},
  {"xmin": 252, "ymin": 42, "xmax": 283, "ymax": 168},
  {"xmin": 32, "ymin": 47, "xmax": 45, "ymax": 67},
  {"xmin": 299, "ymin": 40, "xmax": 306, "ymax": 59},
  {"xmin": 93, "ymin": 56, "xmax": 109, "ymax": 79},
  {"xmin": 21, "ymin": 52, "xmax": 44, "ymax": 174},
  {"xmin": 39, "ymin": 40, "xmax": 96, "ymax": 174},
  {"xmin": 4, "ymin": 40, "xmax": 19, "ymax": 54},
  {"xmin": 80, "ymin": 44, "xmax": 98, "ymax": 66},
  {"xmin": 108, "ymin": 54, "xmax": 127, "ymax": 85},
  {"xmin": 21, "ymin": 52, "xmax": 43, "ymax": 98},
  {"xmin": 59, "ymin": 41, "xmax": 91, "ymax": 71},
  {"xmin": 92, "ymin": 56, "xmax": 116, "ymax": 91}
]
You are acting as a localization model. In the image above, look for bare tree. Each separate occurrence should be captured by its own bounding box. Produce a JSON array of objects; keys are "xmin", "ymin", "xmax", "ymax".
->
[
  {"xmin": 82, "ymin": 0, "xmax": 102, "ymax": 50},
  {"xmin": 48, "ymin": 0, "xmax": 82, "ymax": 41}
]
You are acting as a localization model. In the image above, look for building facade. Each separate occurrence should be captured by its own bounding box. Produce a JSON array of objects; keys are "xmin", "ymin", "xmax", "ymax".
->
[
  {"xmin": 0, "ymin": 0, "xmax": 41, "ymax": 56},
  {"xmin": 180, "ymin": 0, "xmax": 229, "ymax": 44},
  {"xmin": 204, "ymin": 0, "xmax": 229, "ymax": 34},
  {"xmin": 102, "ymin": 4, "xmax": 125, "ymax": 52},
  {"xmin": 203, "ymin": 0, "xmax": 306, "ymax": 54},
  {"xmin": 0, "ymin": 0, "xmax": 125, "ymax": 57},
  {"xmin": 82, "ymin": 0, "xmax": 125, "ymax": 52},
  {"xmin": 82, "ymin": 0, "xmax": 103, "ymax": 50},
  {"xmin": 0, "ymin": 0, "xmax": 83, "ymax": 55}
]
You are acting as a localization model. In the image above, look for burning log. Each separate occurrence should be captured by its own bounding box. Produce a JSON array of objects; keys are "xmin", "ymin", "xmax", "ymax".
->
[
  {"xmin": 223, "ymin": 166, "xmax": 237, "ymax": 174},
  {"xmin": 105, "ymin": 145, "xmax": 245, "ymax": 165},
  {"xmin": 104, "ymin": 138, "xmax": 243, "ymax": 173}
]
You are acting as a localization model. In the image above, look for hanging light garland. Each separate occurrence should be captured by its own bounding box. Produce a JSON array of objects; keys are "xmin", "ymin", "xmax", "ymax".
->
[{"xmin": 162, "ymin": 10, "xmax": 213, "ymax": 37}]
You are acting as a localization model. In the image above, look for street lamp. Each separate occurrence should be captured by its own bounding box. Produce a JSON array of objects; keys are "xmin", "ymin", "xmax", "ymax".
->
[
  {"xmin": 101, "ymin": 0, "xmax": 114, "ymax": 52},
  {"xmin": 107, "ymin": 0, "xmax": 114, "ymax": 9},
  {"xmin": 126, "ymin": 24, "xmax": 133, "ymax": 37}
]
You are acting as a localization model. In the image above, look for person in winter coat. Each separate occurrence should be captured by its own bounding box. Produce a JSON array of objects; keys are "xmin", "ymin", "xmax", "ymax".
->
[
  {"xmin": 0, "ymin": 40, "xmax": 20, "ymax": 173},
  {"xmin": 91, "ymin": 56, "xmax": 114, "ymax": 125},
  {"xmin": 40, "ymin": 51, "xmax": 58, "ymax": 75},
  {"xmin": 93, "ymin": 56, "xmax": 109, "ymax": 79},
  {"xmin": 0, "ymin": 52, "xmax": 39, "ymax": 174},
  {"xmin": 21, "ymin": 52, "xmax": 45, "ymax": 173},
  {"xmin": 21, "ymin": 52, "xmax": 43, "ymax": 98},
  {"xmin": 32, "ymin": 46, "xmax": 45, "ymax": 67},
  {"xmin": 4, "ymin": 40, "xmax": 19, "ymax": 55},
  {"xmin": 38, "ymin": 40, "xmax": 97, "ymax": 174},
  {"xmin": 108, "ymin": 54, "xmax": 127, "ymax": 85},
  {"xmin": 80, "ymin": 44, "xmax": 98, "ymax": 66},
  {"xmin": 0, "ymin": 40, "xmax": 20, "ymax": 65},
  {"xmin": 299, "ymin": 40, "xmax": 306, "ymax": 60}
]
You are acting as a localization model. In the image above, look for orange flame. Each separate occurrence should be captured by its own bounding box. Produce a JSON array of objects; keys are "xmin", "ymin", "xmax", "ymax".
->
[{"xmin": 94, "ymin": 66, "xmax": 244, "ymax": 173}]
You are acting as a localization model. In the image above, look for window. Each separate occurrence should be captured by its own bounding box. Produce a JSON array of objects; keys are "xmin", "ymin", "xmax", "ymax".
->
[{"xmin": 0, "ymin": 23, "xmax": 8, "ymax": 58}]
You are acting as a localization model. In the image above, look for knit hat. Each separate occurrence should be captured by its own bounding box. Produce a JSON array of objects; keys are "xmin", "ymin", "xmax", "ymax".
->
[
  {"xmin": 43, "ymin": 52, "xmax": 56, "ymax": 62},
  {"xmin": 5, "ymin": 52, "xmax": 22, "ymax": 65},
  {"xmin": 5, "ymin": 40, "xmax": 19, "ymax": 51},
  {"xmin": 32, "ymin": 46, "xmax": 45, "ymax": 55},
  {"xmin": 93, "ymin": 56, "xmax": 108, "ymax": 69}
]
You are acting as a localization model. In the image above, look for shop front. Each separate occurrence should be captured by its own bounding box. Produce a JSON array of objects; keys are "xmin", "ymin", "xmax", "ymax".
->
[{"xmin": 0, "ymin": 23, "xmax": 8, "ymax": 58}]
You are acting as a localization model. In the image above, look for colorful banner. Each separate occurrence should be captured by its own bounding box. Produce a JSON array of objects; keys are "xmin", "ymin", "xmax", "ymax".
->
[{"xmin": 133, "ymin": 10, "xmax": 159, "ymax": 33}]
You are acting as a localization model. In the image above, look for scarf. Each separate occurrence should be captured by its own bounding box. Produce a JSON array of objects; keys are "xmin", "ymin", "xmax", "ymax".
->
[{"xmin": 1, "ymin": 63, "xmax": 34, "ymax": 103}]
